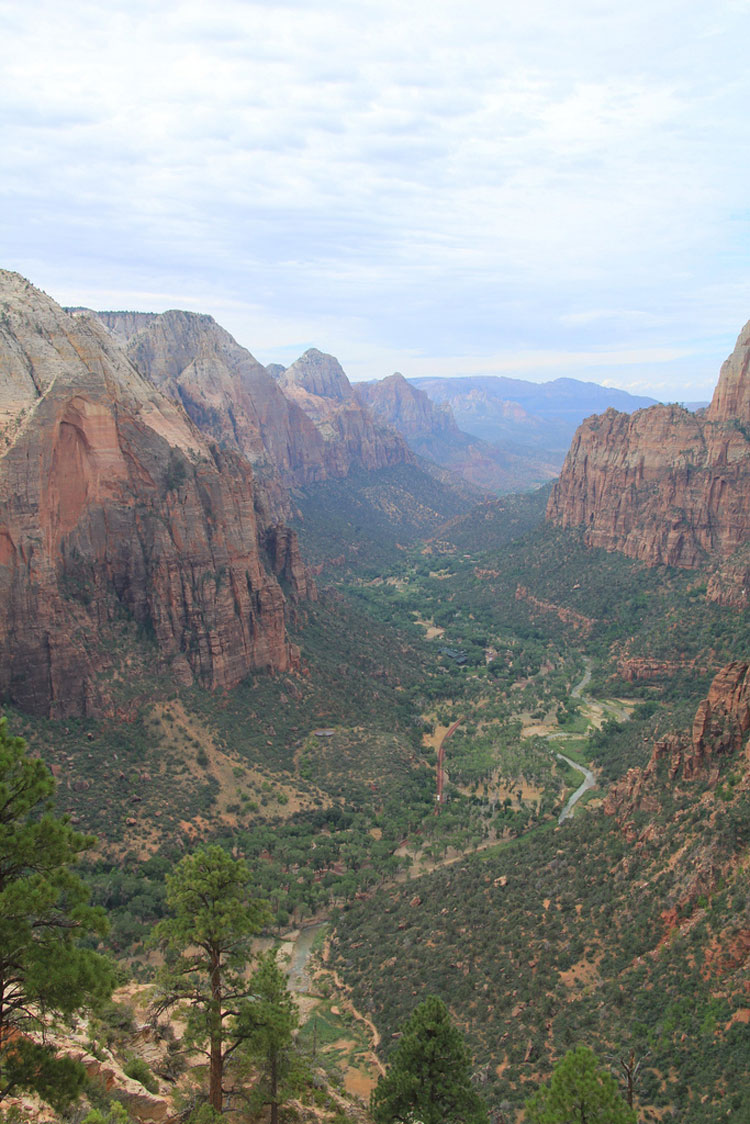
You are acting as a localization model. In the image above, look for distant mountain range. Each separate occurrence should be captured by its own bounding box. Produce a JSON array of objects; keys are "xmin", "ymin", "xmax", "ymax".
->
[{"xmin": 408, "ymin": 373, "xmax": 659, "ymax": 455}]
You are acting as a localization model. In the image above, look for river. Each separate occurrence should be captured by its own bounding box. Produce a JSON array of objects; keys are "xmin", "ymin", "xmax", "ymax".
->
[{"xmin": 286, "ymin": 921, "xmax": 327, "ymax": 994}]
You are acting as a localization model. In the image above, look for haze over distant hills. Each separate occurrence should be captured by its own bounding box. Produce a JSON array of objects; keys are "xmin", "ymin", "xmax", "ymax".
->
[
  {"xmin": 408, "ymin": 373, "xmax": 659, "ymax": 457},
  {"xmin": 548, "ymin": 317, "xmax": 750, "ymax": 608}
]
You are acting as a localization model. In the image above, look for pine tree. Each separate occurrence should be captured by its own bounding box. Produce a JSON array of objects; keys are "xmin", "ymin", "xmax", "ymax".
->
[
  {"xmin": 152, "ymin": 845, "xmax": 270, "ymax": 1113},
  {"xmin": 370, "ymin": 995, "xmax": 487, "ymax": 1124},
  {"xmin": 525, "ymin": 1045, "xmax": 637, "ymax": 1124},
  {"xmin": 237, "ymin": 950, "xmax": 299, "ymax": 1124},
  {"xmin": 0, "ymin": 718, "xmax": 114, "ymax": 1110}
]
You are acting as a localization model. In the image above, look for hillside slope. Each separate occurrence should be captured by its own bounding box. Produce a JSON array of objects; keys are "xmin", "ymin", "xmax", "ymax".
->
[{"xmin": 330, "ymin": 661, "xmax": 750, "ymax": 1122}]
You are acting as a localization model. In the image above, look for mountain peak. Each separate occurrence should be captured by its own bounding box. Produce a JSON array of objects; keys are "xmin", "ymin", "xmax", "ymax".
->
[
  {"xmin": 280, "ymin": 349, "xmax": 354, "ymax": 402},
  {"xmin": 706, "ymin": 319, "xmax": 750, "ymax": 425}
]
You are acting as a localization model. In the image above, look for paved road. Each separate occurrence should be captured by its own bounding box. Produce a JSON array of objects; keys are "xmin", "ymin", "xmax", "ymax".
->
[{"xmin": 556, "ymin": 753, "xmax": 597, "ymax": 824}]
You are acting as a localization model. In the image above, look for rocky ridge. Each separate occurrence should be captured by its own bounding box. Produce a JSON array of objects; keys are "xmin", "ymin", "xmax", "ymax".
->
[
  {"xmin": 278, "ymin": 349, "xmax": 413, "ymax": 475},
  {"xmin": 547, "ymin": 320, "xmax": 750, "ymax": 597},
  {"xmin": 0, "ymin": 272, "xmax": 311, "ymax": 718},
  {"xmin": 354, "ymin": 372, "xmax": 462, "ymax": 454},
  {"xmin": 95, "ymin": 318, "xmax": 414, "ymax": 494},
  {"xmin": 601, "ymin": 661, "xmax": 750, "ymax": 980},
  {"xmin": 93, "ymin": 310, "xmax": 331, "ymax": 504},
  {"xmin": 605, "ymin": 661, "xmax": 750, "ymax": 826},
  {"xmin": 353, "ymin": 372, "xmax": 559, "ymax": 493}
]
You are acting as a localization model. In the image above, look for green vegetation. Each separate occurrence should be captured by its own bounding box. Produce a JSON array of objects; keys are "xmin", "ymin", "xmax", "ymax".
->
[
  {"xmin": 1, "ymin": 480, "xmax": 749, "ymax": 1120},
  {"xmin": 370, "ymin": 995, "xmax": 488, "ymax": 1124},
  {"xmin": 237, "ymin": 951, "xmax": 299, "ymax": 1124},
  {"xmin": 292, "ymin": 462, "xmax": 479, "ymax": 571},
  {"xmin": 525, "ymin": 1046, "xmax": 636, "ymax": 1124},
  {"xmin": 151, "ymin": 845, "xmax": 271, "ymax": 1113},
  {"xmin": 0, "ymin": 718, "xmax": 114, "ymax": 1111}
]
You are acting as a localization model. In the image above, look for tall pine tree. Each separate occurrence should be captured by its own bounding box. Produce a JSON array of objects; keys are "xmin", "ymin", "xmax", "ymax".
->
[
  {"xmin": 0, "ymin": 718, "xmax": 113, "ymax": 1110},
  {"xmin": 525, "ymin": 1046, "xmax": 637, "ymax": 1124},
  {"xmin": 152, "ymin": 845, "xmax": 270, "ymax": 1114},
  {"xmin": 370, "ymin": 995, "xmax": 487, "ymax": 1124}
]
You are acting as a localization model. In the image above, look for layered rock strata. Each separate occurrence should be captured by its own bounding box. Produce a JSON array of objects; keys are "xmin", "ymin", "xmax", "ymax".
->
[
  {"xmin": 278, "ymin": 349, "xmax": 413, "ymax": 474},
  {"xmin": 0, "ymin": 272, "xmax": 309, "ymax": 717},
  {"xmin": 604, "ymin": 661, "xmax": 750, "ymax": 830},
  {"xmin": 93, "ymin": 310, "xmax": 330, "ymax": 502},
  {"xmin": 547, "ymin": 321, "xmax": 750, "ymax": 583},
  {"xmin": 95, "ymin": 317, "xmax": 413, "ymax": 490}
]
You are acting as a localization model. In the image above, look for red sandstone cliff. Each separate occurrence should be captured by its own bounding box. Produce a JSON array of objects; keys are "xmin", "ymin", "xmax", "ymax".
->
[
  {"xmin": 604, "ymin": 661, "xmax": 750, "ymax": 825},
  {"xmin": 603, "ymin": 661, "xmax": 750, "ymax": 960},
  {"xmin": 354, "ymin": 372, "xmax": 461, "ymax": 452},
  {"xmin": 547, "ymin": 321, "xmax": 750, "ymax": 596},
  {"xmin": 354, "ymin": 371, "xmax": 556, "ymax": 493},
  {"xmin": 94, "ymin": 316, "xmax": 414, "ymax": 494},
  {"xmin": 278, "ymin": 349, "xmax": 413, "ymax": 474},
  {"xmin": 0, "ymin": 272, "xmax": 311, "ymax": 718}
]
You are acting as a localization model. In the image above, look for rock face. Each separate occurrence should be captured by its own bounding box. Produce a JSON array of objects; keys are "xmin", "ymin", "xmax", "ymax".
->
[
  {"xmin": 354, "ymin": 372, "xmax": 461, "ymax": 455},
  {"xmin": 278, "ymin": 349, "xmax": 413, "ymax": 474},
  {"xmin": 547, "ymin": 321, "xmax": 750, "ymax": 583},
  {"xmin": 94, "ymin": 318, "xmax": 414, "ymax": 490},
  {"xmin": 410, "ymin": 373, "xmax": 657, "ymax": 453},
  {"xmin": 355, "ymin": 371, "xmax": 564, "ymax": 493},
  {"xmin": 604, "ymin": 661, "xmax": 750, "ymax": 824},
  {"xmin": 93, "ymin": 310, "xmax": 330, "ymax": 497},
  {"xmin": 0, "ymin": 272, "xmax": 310, "ymax": 718}
]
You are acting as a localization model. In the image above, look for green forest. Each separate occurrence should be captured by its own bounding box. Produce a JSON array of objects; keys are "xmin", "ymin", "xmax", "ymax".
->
[{"xmin": 2, "ymin": 492, "xmax": 749, "ymax": 1123}]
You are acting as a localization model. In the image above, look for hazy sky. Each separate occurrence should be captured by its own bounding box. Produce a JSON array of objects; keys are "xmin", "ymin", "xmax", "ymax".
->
[{"xmin": 3, "ymin": 0, "xmax": 750, "ymax": 397}]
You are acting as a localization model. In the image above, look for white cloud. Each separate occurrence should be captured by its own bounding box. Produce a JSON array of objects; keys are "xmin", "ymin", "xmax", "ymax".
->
[{"xmin": 2, "ymin": 0, "xmax": 750, "ymax": 399}]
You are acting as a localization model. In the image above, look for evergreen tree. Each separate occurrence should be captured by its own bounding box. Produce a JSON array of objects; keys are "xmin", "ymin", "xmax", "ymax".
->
[
  {"xmin": 0, "ymin": 718, "xmax": 114, "ymax": 1110},
  {"xmin": 525, "ymin": 1045, "xmax": 637, "ymax": 1124},
  {"xmin": 237, "ymin": 950, "xmax": 299, "ymax": 1124},
  {"xmin": 370, "ymin": 995, "xmax": 487, "ymax": 1124},
  {"xmin": 152, "ymin": 845, "xmax": 270, "ymax": 1113}
]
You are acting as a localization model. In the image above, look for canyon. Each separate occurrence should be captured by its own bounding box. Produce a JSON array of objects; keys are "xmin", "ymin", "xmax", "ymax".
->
[
  {"xmin": 0, "ymin": 272, "xmax": 311, "ymax": 718},
  {"xmin": 547, "ymin": 319, "xmax": 750, "ymax": 604}
]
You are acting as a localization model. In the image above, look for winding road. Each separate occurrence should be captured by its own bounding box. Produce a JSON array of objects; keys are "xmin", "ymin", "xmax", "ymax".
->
[
  {"xmin": 556, "ymin": 753, "xmax": 596, "ymax": 824},
  {"xmin": 555, "ymin": 661, "xmax": 598, "ymax": 823}
]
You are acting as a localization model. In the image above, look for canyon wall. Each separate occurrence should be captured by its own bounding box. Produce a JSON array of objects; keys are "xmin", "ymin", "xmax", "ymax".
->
[
  {"xmin": 96, "ymin": 316, "xmax": 413, "ymax": 490},
  {"xmin": 547, "ymin": 320, "xmax": 750, "ymax": 595},
  {"xmin": 0, "ymin": 272, "xmax": 310, "ymax": 718}
]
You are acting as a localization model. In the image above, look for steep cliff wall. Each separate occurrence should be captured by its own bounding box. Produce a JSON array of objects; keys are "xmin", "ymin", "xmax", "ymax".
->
[
  {"xmin": 94, "ymin": 310, "xmax": 330, "ymax": 499},
  {"xmin": 279, "ymin": 349, "xmax": 413, "ymax": 473},
  {"xmin": 0, "ymin": 272, "xmax": 310, "ymax": 718},
  {"xmin": 95, "ymin": 316, "xmax": 413, "ymax": 491},
  {"xmin": 547, "ymin": 321, "xmax": 750, "ymax": 586},
  {"xmin": 354, "ymin": 372, "xmax": 462, "ymax": 455},
  {"xmin": 354, "ymin": 372, "xmax": 559, "ymax": 492},
  {"xmin": 604, "ymin": 661, "xmax": 750, "ymax": 826}
]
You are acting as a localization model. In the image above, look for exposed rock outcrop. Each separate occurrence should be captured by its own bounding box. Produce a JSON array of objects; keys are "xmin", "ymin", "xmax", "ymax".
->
[
  {"xmin": 604, "ymin": 661, "xmax": 750, "ymax": 823},
  {"xmin": 278, "ymin": 349, "xmax": 413, "ymax": 474},
  {"xmin": 94, "ymin": 318, "xmax": 414, "ymax": 491},
  {"xmin": 547, "ymin": 323, "xmax": 750, "ymax": 593},
  {"xmin": 93, "ymin": 310, "xmax": 331, "ymax": 499},
  {"xmin": 280, "ymin": 347, "xmax": 355, "ymax": 408},
  {"xmin": 356, "ymin": 372, "xmax": 560, "ymax": 492},
  {"xmin": 514, "ymin": 585, "xmax": 596, "ymax": 635},
  {"xmin": 0, "ymin": 272, "xmax": 310, "ymax": 718},
  {"xmin": 354, "ymin": 372, "xmax": 461, "ymax": 454}
]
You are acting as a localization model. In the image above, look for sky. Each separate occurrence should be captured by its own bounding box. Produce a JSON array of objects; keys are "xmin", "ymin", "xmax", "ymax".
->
[{"xmin": 3, "ymin": 1, "xmax": 750, "ymax": 399}]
